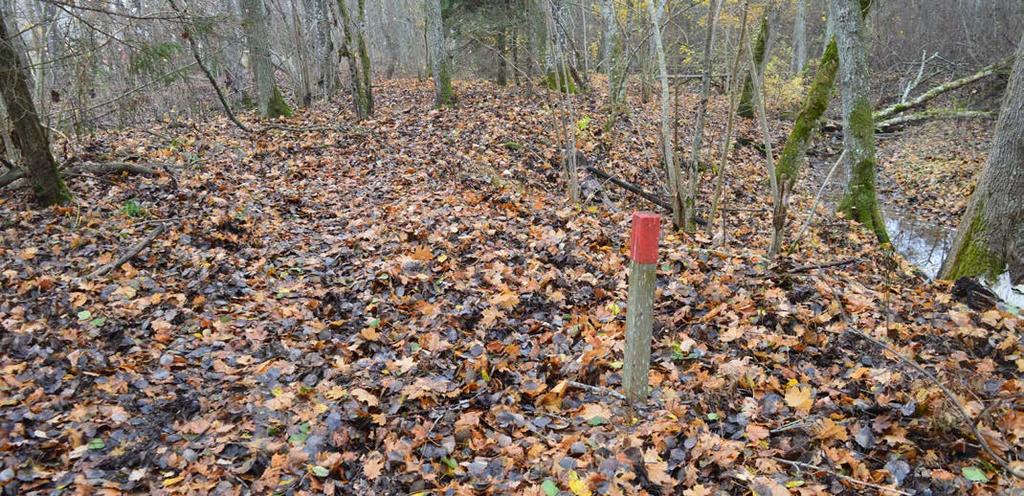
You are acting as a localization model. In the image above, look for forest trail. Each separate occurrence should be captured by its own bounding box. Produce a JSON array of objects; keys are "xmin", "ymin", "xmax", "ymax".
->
[{"xmin": 1, "ymin": 81, "xmax": 1022, "ymax": 494}]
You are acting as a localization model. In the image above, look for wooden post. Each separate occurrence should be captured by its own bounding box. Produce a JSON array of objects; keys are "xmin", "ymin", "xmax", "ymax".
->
[{"xmin": 622, "ymin": 212, "xmax": 660, "ymax": 403}]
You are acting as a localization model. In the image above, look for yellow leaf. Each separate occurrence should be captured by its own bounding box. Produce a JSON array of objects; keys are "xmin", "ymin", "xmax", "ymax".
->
[
  {"xmin": 784, "ymin": 384, "xmax": 813, "ymax": 413},
  {"xmin": 568, "ymin": 471, "xmax": 592, "ymax": 496},
  {"xmin": 351, "ymin": 388, "xmax": 379, "ymax": 407}
]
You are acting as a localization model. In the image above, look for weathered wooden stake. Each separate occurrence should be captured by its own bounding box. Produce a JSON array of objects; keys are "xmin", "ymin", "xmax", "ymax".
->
[{"xmin": 622, "ymin": 212, "xmax": 660, "ymax": 403}]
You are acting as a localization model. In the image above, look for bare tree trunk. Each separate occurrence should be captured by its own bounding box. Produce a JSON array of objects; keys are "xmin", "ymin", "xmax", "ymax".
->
[
  {"xmin": 646, "ymin": 0, "xmax": 684, "ymax": 229},
  {"xmin": 241, "ymin": 0, "xmax": 292, "ymax": 117},
  {"xmin": 497, "ymin": 25, "xmax": 508, "ymax": 86},
  {"xmin": 792, "ymin": 0, "xmax": 807, "ymax": 73},
  {"xmin": 833, "ymin": 0, "xmax": 889, "ymax": 245},
  {"xmin": 288, "ymin": 0, "xmax": 314, "ymax": 106},
  {"xmin": 683, "ymin": 0, "xmax": 721, "ymax": 232},
  {"xmin": 425, "ymin": 0, "xmax": 455, "ymax": 106},
  {"xmin": 941, "ymin": 31, "xmax": 1024, "ymax": 283},
  {"xmin": 709, "ymin": 2, "xmax": 750, "ymax": 234},
  {"xmin": 0, "ymin": 13, "xmax": 70, "ymax": 205}
]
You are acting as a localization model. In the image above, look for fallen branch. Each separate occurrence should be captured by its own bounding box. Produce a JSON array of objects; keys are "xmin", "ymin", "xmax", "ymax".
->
[
  {"xmin": 568, "ymin": 380, "xmax": 627, "ymax": 402},
  {"xmin": 585, "ymin": 165, "xmax": 671, "ymax": 211},
  {"xmin": 0, "ymin": 167, "xmax": 23, "ymax": 188},
  {"xmin": 875, "ymin": 56, "xmax": 1013, "ymax": 122},
  {"xmin": 771, "ymin": 457, "xmax": 911, "ymax": 496},
  {"xmin": 786, "ymin": 257, "xmax": 861, "ymax": 274},
  {"xmin": 831, "ymin": 287, "xmax": 1024, "ymax": 480},
  {"xmin": 71, "ymin": 162, "xmax": 160, "ymax": 176},
  {"xmin": 86, "ymin": 225, "xmax": 167, "ymax": 279},
  {"xmin": 876, "ymin": 109, "xmax": 995, "ymax": 130}
]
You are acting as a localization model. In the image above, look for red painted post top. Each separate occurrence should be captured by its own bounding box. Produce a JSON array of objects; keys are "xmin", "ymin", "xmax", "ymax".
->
[{"xmin": 630, "ymin": 212, "xmax": 661, "ymax": 264}]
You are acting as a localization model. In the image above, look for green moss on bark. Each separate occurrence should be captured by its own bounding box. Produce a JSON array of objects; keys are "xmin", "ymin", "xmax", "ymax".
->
[
  {"xmin": 266, "ymin": 85, "xmax": 293, "ymax": 118},
  {"xmin": 837, "ymin": 98, "xmax": 890, "ymax": 245},
  {"xmin": 544, "ymin": 67, "xmax": 578, "ymax": 94},
  {"xmin": 738, "ymin": 15, "xmax": 769, "ymax": 118},
  {"xmin": 943, "ymin": 210, "xmax": 1006, "ymax": 280},
  {"xmin": 776, "ymin": 40, "xmax": 838, "ymax": 183},
  {"xmin": 437, "ymin": 63, "xmax": 457, "ymax": 107}
]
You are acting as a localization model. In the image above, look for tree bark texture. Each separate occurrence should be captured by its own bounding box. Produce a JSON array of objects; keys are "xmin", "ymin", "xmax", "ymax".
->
[
  {"xmin": 0, "ymin": 12, "xmax": 70, "ymax": 205},
  {"xmin": 941, "ymin": 31, "xmax": 1024, "ymax": 283}
]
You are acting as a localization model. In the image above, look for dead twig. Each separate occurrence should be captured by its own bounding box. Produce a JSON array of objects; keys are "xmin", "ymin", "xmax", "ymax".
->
[
  {"xmin": 786, "ymin": 257, "xmax": 862, "ymax": 274},
  {"xmin": 568, "ymin": 380, "xmax": 627, "ymax": 402},
  {"xmin": 86, "ymin": 225, "xmax": 168, "ymax": 278},
  {"xmin": 771, "ymin": 457, "xmax": 911, "ymax": 495}
]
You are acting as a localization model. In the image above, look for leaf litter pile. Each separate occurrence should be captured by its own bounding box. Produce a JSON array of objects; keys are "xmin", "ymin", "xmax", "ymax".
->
[{"xmin": 1, "ymin": 80, "xmax": 1022, "ymax": 495}]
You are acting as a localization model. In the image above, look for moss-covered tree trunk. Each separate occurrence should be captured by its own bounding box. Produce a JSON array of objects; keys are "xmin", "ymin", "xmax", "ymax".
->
[
  {"xmin": 426, "ymin": 0, "xmax": 455, "ymax": 107},
  {"xmin": 0, "ymin": 14, "xmax": 70, "ymax": 205},
  {"xmin": 769, "ymin": 1, "xmax": 872, "ymax": 256},
  {"xmin": 241, "ymin": 0, "xmax": 293, "ymax": 118},
  {"xmin": 544, "ymin": 0, "xmax": 577, "ymax": 93},
  {"xmin": 940, "ymin": 31, "xmax": 1024, "ymax": 283},
  {"xmin": 834, "ymin": 0, "xmax": 889, "ymax": 245},
  {"xmin": 737, "ymin": 13, "xmax": 769, "ymax": 118},
  {"xmin": 769, "ymin": 41, "xmax": 839, "ymax": 255},
  {"xmin": 603, "ymin": 0, "xmax": 630, "ymax": 132},
  {"xmin": 336, "ymin": 0, "xmax": 373, "ymax": 119},
  {"xmin": 497, "ymin": 26, "xmax": 508, "ymax": 86}
]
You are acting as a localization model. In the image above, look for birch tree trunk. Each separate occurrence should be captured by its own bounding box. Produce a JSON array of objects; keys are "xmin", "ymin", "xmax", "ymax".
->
[
  {"xmin": 600, "ymin": 0, "xmax": 616, "ymax": 74},
  {"xmin": 940, "ymin": 31, "xmax": 1024, "ymax": 283},
  {"xmin": 0, "ymin": 13, "xmax": 70, "ymax": 205},
  {"xmin": 683, "ymin": 0, "xmax": 722, "ymax": 232},
  {"xmin": 646, "ymin": 0, "xmax": 684, "ymax": 229},
  {"xmin": 425, "ymin": 0, "xmax": 455, "ymax": 107},
  {"xmin": 240, "ymin": 0, "xmax": 292, "ymax": 117},
  {"xmin": 792, "ymin": 0, "xmax": 807, "ymax": 73},
  {"xmin": 833, "ymin": 0, "xmax": 889, "ymax": 245}
]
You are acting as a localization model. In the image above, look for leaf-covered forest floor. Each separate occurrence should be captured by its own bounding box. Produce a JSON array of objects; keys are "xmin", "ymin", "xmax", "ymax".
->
[{"xmin": 1, "ymin": 79, "xmax": 1021, "ymax": 495}]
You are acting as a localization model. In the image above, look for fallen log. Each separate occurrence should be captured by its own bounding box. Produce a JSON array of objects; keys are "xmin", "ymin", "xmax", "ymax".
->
[
  {"xmin": 874, "ymin": 56, "xmax": 1013, "ymax": 122},
  {"xmin": 585, "ymin": 165, "xmax": 710, "ymax": 226},
  {"xmin": 1, "ymin": 161, "xmax": 161, "ymax": 189},
  {"xmin": 875, "ymin": 109, "xmax": 995, "ymax": 130}
]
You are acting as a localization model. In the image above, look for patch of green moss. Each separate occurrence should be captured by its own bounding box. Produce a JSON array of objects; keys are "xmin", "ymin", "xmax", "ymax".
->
[
  {"xmin": 544, "ymin": 68, "xmax": 578, "ymax": 94},
  {"xmin": 265, "ymin": 85, "xmax": 293, "ymax": 118},
  {"xmin": 37, "ymin": 176, "xmax": 72, "ymax": 206},
  {"xmin": 837, "ymin": 98, "xmax": 890, "ymax": 244},
  {"xmin": 943, "ymin": 211, "xmax": 1005, "ymax": 281},
  {"xmin": 738, "ymin": 15, "xmax": 770, "ymax": 118},
  {"xmin": 434, "ymin": 62, "xmax": 457, "ymax": 108}
]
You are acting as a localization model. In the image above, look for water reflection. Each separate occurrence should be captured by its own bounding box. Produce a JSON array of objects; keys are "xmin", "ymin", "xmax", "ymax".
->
[{"xmin": 883, "ymin": 210, "xmax": 955, "ymax": 279}]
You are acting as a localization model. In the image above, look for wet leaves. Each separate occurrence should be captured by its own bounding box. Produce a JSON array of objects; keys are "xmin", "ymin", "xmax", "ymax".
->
[{"xmin": 0, "ymin": 79, "xmax": 1021, "ymax": 495}]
